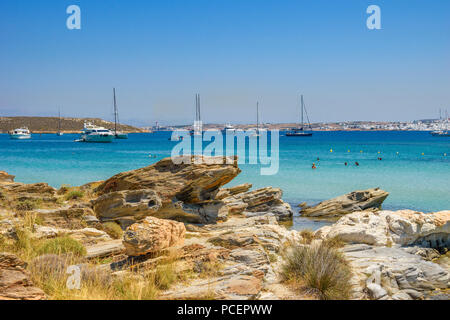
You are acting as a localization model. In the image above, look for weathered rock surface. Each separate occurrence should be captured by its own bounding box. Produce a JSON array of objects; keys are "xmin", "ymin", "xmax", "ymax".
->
[
  {"xmin": 161, "ymin": 214, "xmax": 301, "ymax": 299},
  {"xmin": 0, "ymin": 252, "xmax": 46, "ymax": 300},
  {"xmin": 300, "ymin": 188, "xmax": 389, "ymax": 219},
  {"xmin": 315, "ymin": 210, "xmax": 450, "ymax": 250},
  {"xmin": 123, "ymin": 216, "xmax": 186, "ymax": 256},
  {"xmin": 34, "ymin": 205, "xmax": 95, "ymax": 229},
  {"xmin": 92, "ymin": 156, "xmax": 242, "ymax": 224},
  {"xmin": 215, "ymin": 184, "xmax": 252, "ymax": 200},
  {"xmin": 2, "ymin": 182, "xmax": 56, "ymax": 196},
  {"xmin": 33, "ymin": 225, "xmax": 112, "ymax": 245},
  {"xmin": 0, "ymin": 171, "xmax": 15, "ymax": 184},
  {"xmin": 92, "ymin": 189, "xmax": 162, "ymax": 225},
  {"xmin": 220, "ymin": 187, "xmax": 294, "ymax": 221},
  {"xmin": 343, "ymin": 244, "xmax": 450, "ymax": 300},
  {"xmin": 96, "ymin": 156, "xmax": 240, "ymax": 203},
  {"xmin": 86, "ymin": 240, "xmax": 125, "ymax": 259}
]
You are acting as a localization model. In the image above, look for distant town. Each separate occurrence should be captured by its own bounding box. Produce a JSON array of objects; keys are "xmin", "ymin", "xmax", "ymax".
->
[{"xmin": 144, "ymin": 117, "xmax": 450, "ymax": 132}]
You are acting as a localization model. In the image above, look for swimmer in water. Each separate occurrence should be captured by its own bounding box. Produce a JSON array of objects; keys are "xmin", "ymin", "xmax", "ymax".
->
[
  {"xmin": 344, "ymin": 162, "xmax": 348, "ymax": 166},
  {"xmin": 312, "ymin": 163, "xmax": 317, "ymax": 169},
  {"xmin": 355, "ymin": 161, "xmax": 359, "ymax": 166}
]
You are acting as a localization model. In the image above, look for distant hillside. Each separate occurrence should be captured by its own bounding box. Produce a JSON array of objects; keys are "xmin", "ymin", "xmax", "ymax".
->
[{"xmin": 0, "ymin": 117, "xmax": 147, "ymax": 133}]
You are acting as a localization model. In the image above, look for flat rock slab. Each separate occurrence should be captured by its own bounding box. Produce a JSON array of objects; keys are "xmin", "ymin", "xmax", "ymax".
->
[
  {"xmin": 86, "ymin": 240, "xmax": 125, "ymax": 259},
  {"xmin": 342, "ymin": 244, "xmax": 450, "ymax": 300}
]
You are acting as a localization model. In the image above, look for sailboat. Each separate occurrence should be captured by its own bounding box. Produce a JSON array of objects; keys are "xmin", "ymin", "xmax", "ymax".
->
[
  {"xmin": 250, "ymin": 102, "xmax": 262, "ymax": 137},
  {"xmin": 190, "ymin": 93, "xmax": 202, "ymax": 136},
  {"xmin": 286, "ymin": 94, "xmax": 313, "ymax": 137},
  {"xmin": 112, "ymin": 88, "xmax": 128, "ymax": 139},
  {"xmin": 56, "ymin": 109, "xmax": 63, "ymax": 136}
]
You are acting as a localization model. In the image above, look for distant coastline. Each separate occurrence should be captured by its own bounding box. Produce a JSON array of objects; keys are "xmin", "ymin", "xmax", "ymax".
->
[
  {"xmin": 0, "ymin": 116, "xmax": 147, "ymax": 134},
  {"xmin": 1, "ymin": 116, "xmax": 446, "ymax": 133}
]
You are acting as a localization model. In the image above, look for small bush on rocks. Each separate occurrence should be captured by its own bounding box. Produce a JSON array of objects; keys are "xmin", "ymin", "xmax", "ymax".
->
[{"xmin": 282, "ymin": 241, "xmax": 352, "ymax": 300}]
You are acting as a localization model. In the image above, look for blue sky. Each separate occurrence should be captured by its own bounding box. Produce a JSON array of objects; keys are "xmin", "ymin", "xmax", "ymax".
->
[{"xmin": 0, "ymin": 0, "xmax": 449, "ymax": 126}]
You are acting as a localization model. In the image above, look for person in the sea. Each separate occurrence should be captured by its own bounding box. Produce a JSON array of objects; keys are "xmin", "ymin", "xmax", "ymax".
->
[
  {"xmin": 312, "ymin": 163, "xmax": 317, "ymax": 169},
  {"xmin": 355, "ymin": 161, "xmax": 359, "ymax": 166},
  {"xmin": 344, "ymin": 162, "xmax": 348, "ymax": 166}
]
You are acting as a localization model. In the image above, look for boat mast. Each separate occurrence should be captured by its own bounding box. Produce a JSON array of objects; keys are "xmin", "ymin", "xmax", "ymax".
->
[
  {"xmin": 198, "ymin": 94, "xmax": 201, "ymax": 122},
  {"xmin": 58, "ymin": 108, "xmax": 61, "ymax": 133},
  {"xmin": 113, "ymin": 88, "xmax": 117, "ymax": 135},
  {"xmin": 256, "ymin": 101, "xmax": 259, "ymax": 132},
  {"xmin": 300, "ymin": 94, "xmax": 304, "ymax": 130}
]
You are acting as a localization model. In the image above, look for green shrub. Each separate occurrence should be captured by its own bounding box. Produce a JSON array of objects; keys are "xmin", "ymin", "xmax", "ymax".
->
[
  {"xmin": 36, "ymin": 236, "xmax": 86, "ymax": 257},
  {"xmin": 102, "ymin": 222, "xmax": 123, "ymax": 239},
  {"xmin": 57, "ymin": 184, "xmax": 71, "ymax": 195},
  {"xmin": 281, "ymin": 242, "xmax": 352, "ymax": 300},
  {"xmin": 65, "ymin": 189, "xmax": 84, "ymax": 200}
]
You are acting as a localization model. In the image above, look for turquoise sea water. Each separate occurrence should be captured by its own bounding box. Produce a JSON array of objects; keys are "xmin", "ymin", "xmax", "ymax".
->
[{"xmin": 1, "ymin": 131, "xmax": 449, "ymax": 218}]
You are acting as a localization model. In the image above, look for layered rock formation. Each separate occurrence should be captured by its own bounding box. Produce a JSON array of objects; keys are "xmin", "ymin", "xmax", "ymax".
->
[
  {"xmin": 300, "ymin": 188, "xmax": 389, "ymax": 219},
  {"xmin": 160, "ymin": 214, "xmax": 302, "ymax": 300},
  {"xmin": 92, "ymin": 156, "xmax": 240, "ymax": 224},
  {"xmin": 0, "ymin": 253, "xmax": 46, "ymax": 300},
  {"xmin": 219, "ymin": 186, "xmax": 293, "ymax": 221},
  {"xmin": 313, "ymin": 209, "xmax": 450, "ymax": 300},
  {"xmin": 96, "ymin": 156, "xmax": 241, "ymax": 202},
  {"xmin": 315, "ymin": 210, "xmax": 450, "ymax": 250},
  {"xmin": 92, "ymin": 189, "xmax": 162, "ymax": 227},
  {"xmin": 92, "ymin": 157, "xmax": 293, "ymax": 224}
]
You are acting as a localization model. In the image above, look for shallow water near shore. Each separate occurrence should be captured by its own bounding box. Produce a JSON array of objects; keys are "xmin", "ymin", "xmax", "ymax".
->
[{"xmin": 1, "ymin": 131, "xmax": 449, "ymax": 229}]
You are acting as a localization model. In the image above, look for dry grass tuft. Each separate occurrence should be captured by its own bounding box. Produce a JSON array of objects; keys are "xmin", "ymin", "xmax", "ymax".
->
[
  {"xmin": 299, "ymin": 229, "xmax": 315, "ymax": 244},
  {"xmin": 322, "ymin": 236, "xmax": 345, "ymax": 249},
  {"xmin": 281, "ymin": 241, "xmax": 352, "ymax": 300}
]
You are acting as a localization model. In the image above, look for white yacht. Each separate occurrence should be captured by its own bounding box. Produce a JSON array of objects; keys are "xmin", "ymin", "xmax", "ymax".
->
[
  {"xmin": 10, "ymin": 127, "xmax": 31, "ymax": 140},
  {"xmin": 77, "ymin": 122, "xmax": 114, "ymax": 143},
  {"xmin": 223, "ymin": 123, "xmax": 236, "ymax": 134}
]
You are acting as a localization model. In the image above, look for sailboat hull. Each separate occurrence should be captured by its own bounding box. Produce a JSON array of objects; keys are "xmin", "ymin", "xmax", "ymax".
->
[{"xmin": 115, "ymin": 133, "xmax": 128, "ymax": 139}]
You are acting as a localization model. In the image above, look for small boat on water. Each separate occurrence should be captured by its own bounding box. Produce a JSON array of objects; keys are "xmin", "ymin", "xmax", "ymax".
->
[
  {"xmin": 222, "ymin": 123, "xmax": 236, "ymax": 134},
  {"xmin": 10, "ymin": 127, "xmax": 31, "ymax": 140},
  {"xmin": 286, "ymin": 94, "xmax": 313, "ymax": 137},
  {"xmin": 430, "ymin": 110, "xmax": 449, "ymax": 137},
  {"xmin": 76, "ymin": 122, "xmax": 114, "ymax": 143},
  {"xmin": 112, "ymin": 88, "xmax": 128, "ymax": 139},
  {"xmin": 430, "ymin": 130, "xmax": 450, "ymax": 137}
]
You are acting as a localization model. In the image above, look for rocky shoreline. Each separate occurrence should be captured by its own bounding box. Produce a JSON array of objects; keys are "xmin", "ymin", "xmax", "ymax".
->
[{"xmin": 0, "ymin": 159, "xmax": 448, "ymax": 300}]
